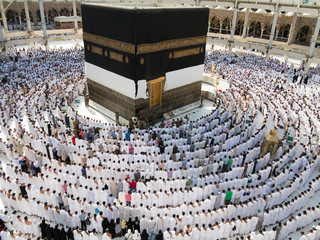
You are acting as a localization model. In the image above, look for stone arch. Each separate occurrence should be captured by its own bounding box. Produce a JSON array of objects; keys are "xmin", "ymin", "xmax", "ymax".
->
[
  {"xmin": 221, "ymin": 18, "xmax": 231, "ymax": 34},
  {"xmin": 6, "ymin": 9, "xmax": 19, "ymax": 25},
  {"xmin": 21, "ymin": 9, "xmax": 32, "ymax": 23},
  {"xmin": 60, "ymin": 8, "xmax": 70, "ymax": 16},
  {"xmin": 235, "ymin": 19, "xmax": 244, "ymax": 35},
  {"xmin": 262, "ymin": 22, "xmax": 272, "ymax": 39},
  {"xmin": 48, "ymin": 8, "xmax": 58, "ymax": 23},
  {"xmin": 295, "ymin": 25, "xmax": 312, "ymax": 46},
  {"xmin": 36, "ymin": 9, "xmax": 41, "ymax": 23},
  {"xmin": 209, "ymin": 15, "xmax": 220, "ymax": 33},
  {"xmin": 277, "ymin": 24, "xmax": 290, "ymax": 42},
  {"xmin": 248, "ymin": 21, "xmax": 261, "ymax": 38}
]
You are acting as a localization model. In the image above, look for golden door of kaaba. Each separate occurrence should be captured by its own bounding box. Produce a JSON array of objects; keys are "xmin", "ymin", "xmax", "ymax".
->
[{"xmin": 148, "ymin": 77, "xmax": 163, "ymax": 108}]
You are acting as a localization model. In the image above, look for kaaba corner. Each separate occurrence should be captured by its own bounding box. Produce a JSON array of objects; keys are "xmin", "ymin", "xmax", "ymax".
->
[{"xmin": 82, "ymin": 3, "xmax": 209, "ymax": 120}]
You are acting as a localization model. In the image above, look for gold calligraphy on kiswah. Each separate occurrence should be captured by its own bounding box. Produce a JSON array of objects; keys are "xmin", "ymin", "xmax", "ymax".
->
[
  {"xmin": 173, "ymin": 47, "xmax": 201, "ymax": 59},
  {"xmin": 137, "ymin": 36, "xmax": 206, "ymax": 54},
  {"xmin": 83, "ymin": 32, "xmax": 206, "ymax": 55},
  {"xmin": 83, "ymin": 32, "xmax": 135, "ymax": 55},
  {"xmin": 91, "ymin": 46, "xmax": 103, "ymax": 56},
  {"xmin": 110, "ymin": 51, "xmax": 123, "ymax": 62}
]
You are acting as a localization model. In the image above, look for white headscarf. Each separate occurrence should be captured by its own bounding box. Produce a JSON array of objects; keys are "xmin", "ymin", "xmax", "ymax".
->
[
  {"xmin": 132, "ymin": 230, "xmax": 141, "ymax": 240},
  {"xmin": 125, "ymin": 229, "xmax": 133, "ymax": 240}
]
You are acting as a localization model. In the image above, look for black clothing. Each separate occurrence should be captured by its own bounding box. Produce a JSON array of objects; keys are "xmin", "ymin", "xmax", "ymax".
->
[
  {"xmin": 39, "ymin": 220, "xmax": 47, "ymax": 239},
  {"xmin": 46, "ymin": 225, "xmax": 54, "ymax": 240},
  {"xmin": 293, "ymin": 74, "xmax": 298, "ymax": 83},
  {"xmin": 0, "ymin": 218, "xmax": 5, "ymax": 230},
  {"xmin": 20, "ymin": 185, "xmax": 28, "ymax": 198},
  {"xmin": 109, "ymin": 220, "xmax": 116, "ymax": 239},
  {"xmin": 126, "ymin": 218, "xmax": 134, "ymax": 231},
  {"xmin": 21, "ymin": 161, "xmax": 28, "ymax": 172},
  {"xmin": 60, "ymin": 228, "xmax": 67, "ymax": 240},
  {"xmin": 46, "ymin": 144, "xmax": 51, "ymax": 159},
  {"xmin": 159, "ymin": 139, "xmax": 164, "ymax": 154},
  {"xmin": 53, "ymin": 226, "xmax": 61, "ymax": 240},
  {"xmin": 65, "ymin": 116, "xmax": 70, "ymax": 128},
  {"xmin": 80, "ymin": 220, "xmax": 87, "ymax": 231},
  {"xmin": 141, "ymin": 230, "xmax": 149, "ymax": 240},
  {"xmin": 48, "ymin": 124, "xmax": 52, "ymax": 136},
  {"xmin": 133, "ymin": 218, "xmax": 140, "ymax": 232},
  {"xmin": 156, "ymin": 231, "xmax": 164, "ymax": 240},
  {"xmin": 52, "ymin": 149, "xmax": 58, "ymax": 160},
  {"xmin": 67, "ymin": 228, "xmax": 74, "ymax": 240},
  {"xmin": 102, "ymin": 218, "xmax": 109, "ymax": 233},
  {"xmin": 65, "ymin": 155, "xmax": 71, "ymax": 165}
]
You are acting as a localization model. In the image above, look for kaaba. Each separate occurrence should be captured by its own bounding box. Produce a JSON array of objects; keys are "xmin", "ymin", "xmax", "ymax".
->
[{"xmin": 82, "ymin": 3, "xmax": 209, "ymax": 120}]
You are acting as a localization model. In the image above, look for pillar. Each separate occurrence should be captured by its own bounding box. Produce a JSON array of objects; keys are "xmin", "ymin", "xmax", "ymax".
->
[
  {"xmin": 46, "ymin": 12, "xmax": 49, "ymax": 25},
  {"xmin": 39, "ymin": 0, "xmax": 48, "ymax": 49},
  {"xmin": 0, "ymin": 23, "xmax": 6, "ymax": 54},
  {"xmin": 0, "ymin": 0, "xmax": 8, "ymax": 31},
  {"xmin": 260, "ymin": 28, "xmax": 264, "ymax": 38},
  {"xmin": 32, "ymin": 12, "xmax": 38, "ymax": 26},
  {"xmin": 228, "ymin": 43, "xmax": 232, "ymax": 53},
  {"xmin": 275, "ymin": 30, "xmax": 279, "ymax": 41},
  {"xmin": 14, "ymin": 15, "xmax": 18, "ymax": 26},
  {"xmin": 24, "ymin": 0, "xmax": 32, "ymax": 33},
  {"xmin": 207, "ymin": 19, "xmax": 211, "ymax": 33},
  {"xmin": 195, "ymin": 0, "xmax": 200, "ymax": 6},
  {"xmin": 72, "ymin": 0, "xmax": 78, "ymax": 31},
  {"xmin": 230, "ymin": 7, "xmax": 238, "ymax": 42},
  {"xmin": 19, "ymin": 15, "xmax": 22, "ymax": 28},
  {"xmin": 308, "ymin": 14, "xmax": 320, "ymax": 59},
  {"xmin": 242, "ymin": 8, "xmax": 250, "ymax": 38},
  {"xmin": 219, "ymin": 22, "xmax": 222, "ymax": 34},
  {"xmin": 265, "ymin": 52, "xmax": 270, "ymax": 62},
  {"xmin": 287, "ymin": 12, "xmax": 297, "ymax": 45},
  {"xmin": 0, "ymin": 23, "xmax": 4, "ymax": 42},
  {"xmin": 268, "ymin": 4, "xmax": 279, "ymax": 50}
]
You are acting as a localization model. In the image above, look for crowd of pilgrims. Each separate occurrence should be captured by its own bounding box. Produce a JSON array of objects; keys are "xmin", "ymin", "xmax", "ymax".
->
[
  {"xmin": 204, "ymin": 50, "xmax": 320, "ymax": 86},
  {"xmin": 0, "ymin": 45, "xmax": 320, "ymax": 240}
]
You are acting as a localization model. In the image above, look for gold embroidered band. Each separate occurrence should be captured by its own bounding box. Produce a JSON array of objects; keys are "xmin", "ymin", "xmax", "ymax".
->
[
  {"xmin": 137, "ymin": 36, "xmax": 206, "ymax": 54},
  {"xmin": 83, "ymin": 32, "xmax": 135, "ymax": 54},
  {"xmin": 83, "ymin": 32, "xmax": 206, "ymax": 55},
  {"xmin": 173, "ymin": 47, "xmax": 201, "ymax": 59},
  {"xmin": 91, "ymin": 46, "xmax": 103, "ymax": 55},
  {"xmin": 110, "ymin": 51, "xmax": 123, "ymax": 62}
]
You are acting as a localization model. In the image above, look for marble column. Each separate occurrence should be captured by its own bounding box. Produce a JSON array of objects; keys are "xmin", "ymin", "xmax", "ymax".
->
[
  {"xmin": 72, "ymin": 0, "xmax": 78, "ymax": 31},
  {"xmin": 39, "ymin": 0, "xmax": 48, "ymax": 49},
  {"xmin": 0, "ymin": 0, "xmax": 8, "ymax": 31},
  {"xmin": 268, "ymin": 4, "xmax": 279, "ymax": 49},
  {"xmin": 287, "ymin": 12, "xmax": 297, "ymax": 45},
  {"xmin": 23, "ymin": 0, "xmax": 32, "ymax": 33},
  {"xmin": 260, "ymin": 29, "xmax": 264, "ymax": 38},
  {"xmin": 0, "ymin": 23, "xmax": 6, "ymax": 54},
  {"xmin": 308, "ymin": 14, "xmax": 320, "ymax": 58},
  {"xmin": 230, "ymin": 7, "xmax": 238, "ymax": 42},
  {"xmin": 242, "ymin": 8, "xmax": 250, "ymax": 38}
]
